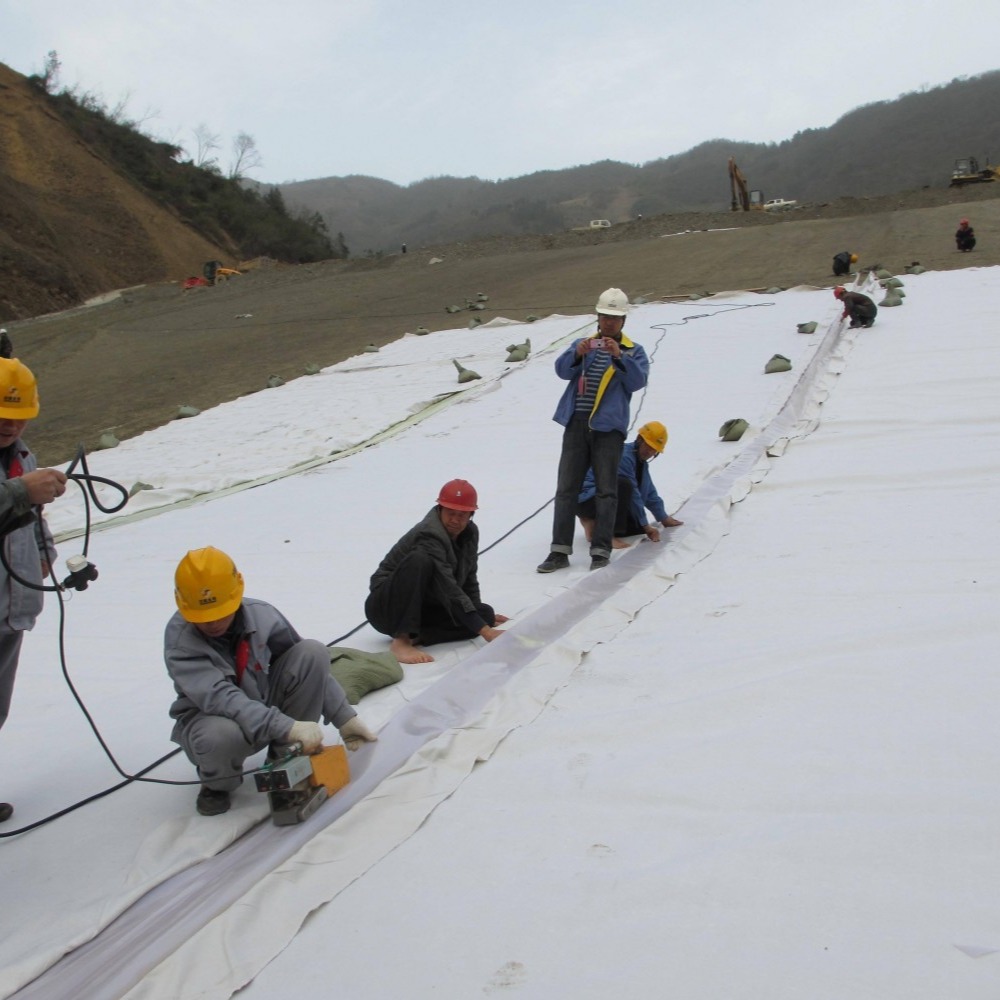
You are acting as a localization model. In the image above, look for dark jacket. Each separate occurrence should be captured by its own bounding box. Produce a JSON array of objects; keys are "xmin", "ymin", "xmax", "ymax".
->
[
  {"xmin": 832, "ymin": 251, "xmax": 853, "ymax": 276},
  {"xmin": 840, "ymin": 291, "xmax": 877, "ymax": 325},
  {"xmin": 369, "ymin": 506, "xmax": 482, "ymax": 619}
]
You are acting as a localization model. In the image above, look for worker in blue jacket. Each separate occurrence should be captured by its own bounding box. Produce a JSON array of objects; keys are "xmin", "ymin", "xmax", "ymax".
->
[
  {"xmin": 537, "ymin": 288, "xmax": 649, "ymax": 573},
  {"xmin": 577, "ymin": 421, "xmax": 682, "ymax": 547}
]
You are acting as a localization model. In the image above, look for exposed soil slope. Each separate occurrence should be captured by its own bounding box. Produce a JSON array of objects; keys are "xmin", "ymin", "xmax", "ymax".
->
[{"xmin": 0, "ymin": 62, "xmax": 228, "ymax": 321}]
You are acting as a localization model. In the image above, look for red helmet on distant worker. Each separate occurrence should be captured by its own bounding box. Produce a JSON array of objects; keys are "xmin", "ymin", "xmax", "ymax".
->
[
  {"xmin": 437, "ymin": 479, "xmax": 478, "ymax": 511},
  {"xmin": 960, "ymin": 218, "xmax": 969, "ymax": 226},
  {"xmin": 833, "ymin": 286, "xmax": 846, "ymax": 299}
]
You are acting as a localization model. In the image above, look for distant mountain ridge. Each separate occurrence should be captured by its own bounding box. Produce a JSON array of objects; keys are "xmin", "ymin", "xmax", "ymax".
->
[{"xmin": 280, "ymin": 71, "xmax": 1000, "ymax": 254}]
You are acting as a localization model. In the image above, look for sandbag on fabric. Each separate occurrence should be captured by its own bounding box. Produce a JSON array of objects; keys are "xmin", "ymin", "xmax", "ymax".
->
[
  {"xmin": 328, "ymin": 647, "xmax": 404, "ymax": 704},
  {"xmin": 764, "ymin": 354, "xmax": 792, "ymax": 374},
  {"xmin": 719, "ymin": 418, "xmax": 749, "ymax": 441},
  {"xmin": 796, "ymin": 321, "xmax": 818, "ymax": 335}
]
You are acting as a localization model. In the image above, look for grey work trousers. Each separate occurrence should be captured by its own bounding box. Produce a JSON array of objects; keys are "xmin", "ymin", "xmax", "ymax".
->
[
  {"xmin": 176, "ymin": 639, "xmax": 346, "ymax": 792},
  {"xmin": 0, "ymin": 631, "xmax": 25, "ymax": 731},
  {"xmin": 550, "ymin": 413, "xmax": 625, "ymax": 559}
]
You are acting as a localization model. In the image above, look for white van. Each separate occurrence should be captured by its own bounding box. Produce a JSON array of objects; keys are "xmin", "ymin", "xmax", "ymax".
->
[{"xmin": 589, "ymin": 219, "xmax": 611, "ymax": 228}]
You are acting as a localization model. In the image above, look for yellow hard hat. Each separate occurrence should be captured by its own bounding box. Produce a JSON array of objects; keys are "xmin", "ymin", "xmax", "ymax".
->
[
  {"xmin": 174, "ymin": 546, "xmax": 245, "ymax": 623},
  {"xmin": 849, "ymin": 253, "xmax": 859, "ymax": 263},
  {"xmin": 638, "ymin": 420, "xmax": 668, "ymax": 453},
  {"xmin": 0, "ymin": 358, "xmax": 40, "ymax": 419}
]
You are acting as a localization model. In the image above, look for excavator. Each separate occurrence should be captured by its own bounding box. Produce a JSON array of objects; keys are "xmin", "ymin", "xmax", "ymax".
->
[
  {"xmin": 728, "ymin": 157, "xmax": 764, "ymax": 211},
  {"xmin": 949, "ymin": 156, "xmax": 1000, "ymax": 187}
]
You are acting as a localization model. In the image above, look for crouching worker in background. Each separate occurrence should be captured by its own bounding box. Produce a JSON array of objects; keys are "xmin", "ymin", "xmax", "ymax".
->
[
  {"xmin": 577, "ymin": 420, "xmax": 683, "ymax": 548},
  {"xmin": 833, "ymin": 286, "xmax": 877, "ymax": 328},
  {"xmin": 365, "ymin": 479, "xmax": 508, "ymax": 665},
  {"xmin": 956, "ymin": 218, "xmax": 976, "ymax": 252},
  {"xmin": 165, "ymin": 546, "xmax": 377, "ymax": 816},
  {"xmin": 831, "ymin": 251, "xmax": 858, "ymax": 277}
]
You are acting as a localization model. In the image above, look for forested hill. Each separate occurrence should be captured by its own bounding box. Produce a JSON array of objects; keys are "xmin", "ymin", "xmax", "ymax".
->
[{"xmin": 280, "ymin": 71, "xmax": 1000, "ymax": 254}]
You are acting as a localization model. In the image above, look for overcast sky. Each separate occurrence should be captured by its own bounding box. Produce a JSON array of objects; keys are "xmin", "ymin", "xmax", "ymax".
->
[{"xmin": 2, "ymin": 0, "xmax": 997, "ymax": 187}]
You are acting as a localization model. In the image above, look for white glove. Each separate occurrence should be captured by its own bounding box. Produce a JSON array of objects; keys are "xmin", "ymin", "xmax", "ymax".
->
[
  {"xmin": 339, "ymin": 716, "xmax": 377, "ymax": 752},
  {"xmin": 287, "ymin": 720, "xmax": 324, "ymax": 754}
]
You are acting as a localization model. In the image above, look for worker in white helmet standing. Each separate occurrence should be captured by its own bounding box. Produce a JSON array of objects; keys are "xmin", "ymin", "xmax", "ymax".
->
[{"xmin": 537, "ymin": 288, "xmax": 649, "ymax": 573}]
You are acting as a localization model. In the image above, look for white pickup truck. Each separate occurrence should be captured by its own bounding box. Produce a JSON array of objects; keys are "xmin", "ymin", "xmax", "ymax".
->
[{"xmin": 763, "ymin": 198, "xmax": 797, "ymax": 212}]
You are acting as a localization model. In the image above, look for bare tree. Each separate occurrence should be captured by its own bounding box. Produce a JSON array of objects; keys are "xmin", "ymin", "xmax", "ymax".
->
[
  {"xmin": 229, "ymin": 132, "xmax": 263, "ymax": 180},
  {"xmin": 38, "ymin": 50, "xmax": 61, "ymax": 93},
  {"xmin": 193, "ymin": 123, "xmax": 221, "ymax": 170}
]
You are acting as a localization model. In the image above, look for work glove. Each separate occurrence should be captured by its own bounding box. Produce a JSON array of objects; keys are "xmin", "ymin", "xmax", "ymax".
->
[
  {"xmin": 287, "ymin": 720, "xmax": 324, "ymax": 754},
  {"xmin": 339, "ymin": 716, "xmax": 377, "ymax": 752}
]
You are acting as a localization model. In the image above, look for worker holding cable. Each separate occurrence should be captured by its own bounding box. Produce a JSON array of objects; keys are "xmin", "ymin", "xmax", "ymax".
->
[
  {"xmin": 0, "ymin": 357, "xmax": 67, "ymax": 824},
  {"xmin": 165, "ymin": 547, "xmax": 377, "ymax": 816}
]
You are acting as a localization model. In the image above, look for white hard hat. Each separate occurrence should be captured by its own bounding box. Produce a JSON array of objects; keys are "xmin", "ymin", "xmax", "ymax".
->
[{"xmin": 596, "ymin": 287, "xmax": 629, "ymax": 316}]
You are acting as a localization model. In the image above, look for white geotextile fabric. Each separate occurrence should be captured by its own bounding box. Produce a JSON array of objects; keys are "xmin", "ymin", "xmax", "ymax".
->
[
  {"xmin": 238, "ymin": 266, "xmax": 1000, "ymax": 1000},
  {"xmin": 124, "ymin": 317, "xmax": 852, "ymax": 998},
  {"xmin": 45, "ymin": 315, "xmax": 590, "ymax": 538},
  {"xmin": 1, "ymin": 286, "xmax": 851, "ymax": 999}
]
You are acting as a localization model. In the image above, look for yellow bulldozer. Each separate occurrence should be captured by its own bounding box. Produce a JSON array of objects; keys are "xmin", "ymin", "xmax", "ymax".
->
[{"xmin": 949, "ymin": 156, "xmax": 1000, "ymax": 187}]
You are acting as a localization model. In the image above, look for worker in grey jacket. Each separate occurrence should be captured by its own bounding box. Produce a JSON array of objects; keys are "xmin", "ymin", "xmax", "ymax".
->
[
  {"xmin": 0, "ymin": 357, "xmax": 67, "ymax": 825},
  {"xmin": 365, "ymin": 479, "xmax": 508, "ymax": 665},
  {"xmin": 166, "ymin": 546, "xmax": 376, "ymax": 816}
]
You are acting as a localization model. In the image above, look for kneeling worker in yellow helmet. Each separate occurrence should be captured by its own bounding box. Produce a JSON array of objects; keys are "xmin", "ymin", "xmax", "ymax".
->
[
  {"xmin": 576, "ymin": 420, "xmax": 683, "ymax": 548},
  {"xmin": 166, "ymin": 547, "xmax": 376, "ymax": 816},
  {"xmin": 0, "ymin": 357, "xmax": 67, "ymax": 825}
]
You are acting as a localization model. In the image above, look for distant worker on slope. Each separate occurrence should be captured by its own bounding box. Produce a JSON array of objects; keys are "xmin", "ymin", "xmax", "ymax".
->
[
  {"xmin": 577, "ymin": 420, "xmax": 683, "ymax": 549},
  {"xmin": 537, "ymin": 287, "xmax": 650, "ymax": 574},
  {"xmin": 0, "ymin": 358, "xmax": 68, "ymax": 824},
  {"xmin": 165, "ymin": 546, "xmax": 376, "ymax": 816},
  {"xmin": 365, "ymin": 479, "xmax": 508, "ymax": 664},
  {"xmin": 832, "ymin": 251, "xmax": 859, "ymax": 277},
  {"xmin": 834, "ymin": 286, "xmax": 877, "ymax": 329},
  {"xmin": 956, "ymin": 218, "xmax": 976, "ymax": 252}
]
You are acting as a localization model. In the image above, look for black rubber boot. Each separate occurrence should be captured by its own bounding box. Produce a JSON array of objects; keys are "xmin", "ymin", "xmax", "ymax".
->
[{"xmin": 196, "ymin": 787, "xmax": 231, "ymax": 816}]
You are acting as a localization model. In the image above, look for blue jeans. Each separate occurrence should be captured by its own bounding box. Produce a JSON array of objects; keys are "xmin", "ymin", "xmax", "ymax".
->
[{"xmin": 551, "ymin": 414, "xmax": 625, "ymax": 558}]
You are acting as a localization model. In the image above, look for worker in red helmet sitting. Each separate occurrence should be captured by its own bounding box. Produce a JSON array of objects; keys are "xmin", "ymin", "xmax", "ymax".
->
[
  {"xmin": 365, "ymin": 479, "xmax": 509, "ymax": 664},
  {"xmin": 833, "ymin": 286, "xmax": 877, "ymax": 328},
  {"xmin": 956, "ymin": 218, "xmax": 976, "ymax": 252}
]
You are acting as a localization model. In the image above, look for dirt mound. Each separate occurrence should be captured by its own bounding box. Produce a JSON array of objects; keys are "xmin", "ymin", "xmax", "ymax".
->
[{"xmin": 0, "ymin": 62, "xmax": 228, "ymax": 322}]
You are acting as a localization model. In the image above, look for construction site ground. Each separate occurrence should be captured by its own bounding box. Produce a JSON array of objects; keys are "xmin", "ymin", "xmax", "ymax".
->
[{"xmin": 11, "ymin": 182, "xmax": 1000, "ymax": 465}]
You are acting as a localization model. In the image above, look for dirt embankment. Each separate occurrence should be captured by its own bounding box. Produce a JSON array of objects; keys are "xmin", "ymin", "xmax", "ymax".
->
[
  {"xmin": 7, "ymin": 179, "xmax": 1000, "ymax": 465},
  {"xmin": 0, "ymin": 62, "xmax": 230, "ymax": 322}
]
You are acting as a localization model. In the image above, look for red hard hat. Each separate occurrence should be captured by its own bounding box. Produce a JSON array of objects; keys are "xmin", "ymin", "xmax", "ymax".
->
[
  {"xmin": 833, "ymin": 286, "xmax": 846, "ymax": 299},
  {"xmin": 437, "ymin": 478, "xmax": 478, "ymax": 511},
  {"xmin": 960, "ymin": 218, "xmax": 969, "ymax": 226}
]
